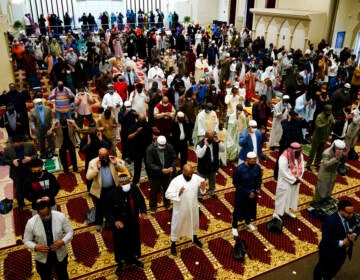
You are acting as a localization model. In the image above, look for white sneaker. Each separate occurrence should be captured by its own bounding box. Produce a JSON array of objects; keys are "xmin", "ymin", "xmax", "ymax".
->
[
  {"xmin": 245, "ymin": 223, "xmax": 256, "ymax": 231},
  {"xmin": 273, "ymin": 213, "xmax": 282, "ymax": 221},
  {"xmin": 286, "ymin": 211, "xmax": 296, "ymax": 218},
  {"xmin": 232, "ymin": 228, "xmax": 239, "ymax": 236}
]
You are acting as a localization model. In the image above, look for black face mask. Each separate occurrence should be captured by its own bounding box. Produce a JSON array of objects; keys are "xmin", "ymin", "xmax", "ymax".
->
[
  {"xmin": 33, "ymin": 171, "xmax": 43, "ymax": 178},
  {"xmin": 207, "ymin": 139, "xmax": 213, "ymax": 144},
  {"xmin": 8, "ymin": 109, "xmax": 15, "ymax": 114},
  {"xmin": 183, "ymin": 175, "xmax": 192, "ymax": 182},
  {"xmin": 248, "ymin": 163, "xmax": 256, "ymax": 168},
  {"xmin": 100, "ymin": 157, "xmax": 110, "ymax": 166},
  {"xmin": 58, "ymin": 85, "xmax": 64, "ymax": 91},
  {"xmin": 60, "ymin": 119, "xmax": 67, "ymax": 126}
]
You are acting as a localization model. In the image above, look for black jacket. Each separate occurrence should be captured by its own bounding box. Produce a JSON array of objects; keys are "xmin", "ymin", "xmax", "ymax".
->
[
  {"xmin": 145, "ymin": 143, "xmax": 177, "ymax": 179},
  {"xmin": 196, "ymin": 139, "xmax": 220, "ymax": 175}
]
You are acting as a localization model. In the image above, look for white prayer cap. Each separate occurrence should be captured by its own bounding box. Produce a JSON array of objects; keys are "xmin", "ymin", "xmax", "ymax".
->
[
  {"xmin": 334, "ymin": 139, "xmax": 345, "ymax": 149},
  {"xmin": 344, "ymin": 83, "xmax": 351, "ymax": 89},
  {"xmin": 132, "ymin": 56, "xmax": 136, "ymax": 61},
  {"xmin": 233, "ymin": 82, "xmax": 239, "ymax": 89},
  {"xmin": 283, "ymin": 95, "xmax": 290, "ymax": 99},
  {"xmin": 247, "ymin": 151, "xmax": 257, "ymax": 159},
  {"xmin": 199, "ymin": 53, "xmax": 203, "ymax": 57},
  {"xmin": 305, "ymin": 49, "xmax": 311, "ymax": 55},
  {"xmin": 107, "ymin": 83, "xmax": 114, "ymax": 88},
  {"xmin": 177, "ymin": 111, "xmax": 185, "ymax": 118},
  {"xmin": 124, "ymin": 100, "xmax": 131, "ymax": 107},
  {"xmin": 249, "ymin": 120, "xmax": 257, "ymax": 127},
  {"xmin": 211, "ymin": 40, "xmax": 215, "ymax": 44},
  {"xmin": 225, "ymin": 53, "xmax": 230, "ymax": 57},
  {"xmin": 123, "ymin": 53, "xmax": 128, "ymax": 57},
  {"xmin": 157, "ymin": 135, "xmax": 167, "ymax": 145},
  {"xmin": 33, "ymin": 98, "xmax": 43, "ymax": 104}
]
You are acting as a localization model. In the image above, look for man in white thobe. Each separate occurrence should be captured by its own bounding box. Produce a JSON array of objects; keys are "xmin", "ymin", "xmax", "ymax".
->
[
  {"xmin": 194, "ymin": 54, "xmax": 209, "ymax": 83},
  {"xmin": 147, "ymin": 63, "xmax": 165, "ymax": 91},
  {"xmin": 165, "ymin": 164, "xmax": 206, "ymax": 256},
  {"xmin": 192, "ymin": 103, "xmax": 219, "ymax": 145}
]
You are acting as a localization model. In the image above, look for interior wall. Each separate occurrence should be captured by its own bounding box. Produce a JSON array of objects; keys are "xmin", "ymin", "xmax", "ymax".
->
[
  {"xmin": 292, "ymin": 22, "xmax": 306, "ymax": 50},
  {"xmin": 331, "ymin": 0, "xmax": 360, "ymax": 50}
]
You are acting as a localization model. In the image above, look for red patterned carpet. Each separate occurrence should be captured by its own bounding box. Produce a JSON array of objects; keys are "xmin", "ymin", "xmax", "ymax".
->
[{"xmin": 2, "ymin": 63, "xmax": 360, "ymax": 280}]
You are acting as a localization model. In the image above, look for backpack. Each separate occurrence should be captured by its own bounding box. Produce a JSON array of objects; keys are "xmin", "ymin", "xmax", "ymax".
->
[
  {"xmin": 233, "ymin": 239, "xmax": 247, "ymax": 261},
  {"xmin": 0, "ymin": 198, "xmax": 13, "ymax": 214},
  {"xmin": 266, "ymin": 217, "xmax": 283, "ymax": 233}
]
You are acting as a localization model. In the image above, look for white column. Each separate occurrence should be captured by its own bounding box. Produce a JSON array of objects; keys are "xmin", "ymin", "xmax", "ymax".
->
[{"xmin": 0, "ymin": 14, "xmax": 15, "ymax": 86}]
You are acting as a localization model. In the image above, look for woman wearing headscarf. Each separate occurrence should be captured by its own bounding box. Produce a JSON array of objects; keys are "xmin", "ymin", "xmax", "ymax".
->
[{"xmin": 273, "ymin": 142, "xmax": 304, "ymax": 220}]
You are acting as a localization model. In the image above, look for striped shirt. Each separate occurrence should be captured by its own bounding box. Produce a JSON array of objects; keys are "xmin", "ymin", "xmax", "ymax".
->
[{"xmin": 49, "ymin": 87, "xmax": 75, "ymax": 113}]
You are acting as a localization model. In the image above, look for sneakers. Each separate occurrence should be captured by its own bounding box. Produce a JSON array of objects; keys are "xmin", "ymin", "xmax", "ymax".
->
[
  {"xmin": 115, "ymin": 265, "xmax": 122, "ymax": 276},
  {"xmin": 286, "ymin": 211, "xmax": 296, "ymax": 218},
  {"xmin": 232, "ymin": 228, "xmax": 239, "ymax": 236},
  {"xmin": 273, "ymin": 213, "xmax": 282, "ymax": 221},
  {"xmin": 245, "ymin": 223, "xmax": 256, "ymax": 231},
  {"xmin": 133, "ymin": 259, "xmax": 144, "ymax": 268},
  {"xmin": 171, "ymin": 242, "xmax": 177, "ymax": 256},
  {"xmin": 193, "ymin": 236, "xmax": 203, "ymax": 248}
]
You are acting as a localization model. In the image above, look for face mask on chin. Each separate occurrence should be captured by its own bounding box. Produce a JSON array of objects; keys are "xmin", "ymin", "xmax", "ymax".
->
[
  {"xmin": 122, "ymin": 183, "xmax": 131, "ymax": 192},
  {"xmin": 251, "ymin": 128, "xmax": 257, "ymax": 133}
]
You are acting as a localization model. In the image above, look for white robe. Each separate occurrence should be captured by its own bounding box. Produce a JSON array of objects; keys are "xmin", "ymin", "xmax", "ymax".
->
[
  {"xmin": 194, "ymin": 59, "xmax": 209, "ymax": 83},
  {"xmin": 147, "ymin": 67, "xmax": 165, "ymax": 91},
  {"xmin": 269, "ymin": 101, "xmax": 291, "ymax": 147},
  {"xmin": 274, "ymin": 154, "xmax": 304, "ymax": 216},
  {"xmin": 192, "ymin": 110, "xmax": 219, "ymax": 145},
  {"xmin": 165, "ymin": 174, "xmax": 205, "ymax": 241}
]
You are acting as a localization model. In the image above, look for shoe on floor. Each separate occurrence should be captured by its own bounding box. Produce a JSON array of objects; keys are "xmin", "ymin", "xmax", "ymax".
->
[
  {"xmin": 96, "ymin": 225, "xmax": 102, "ymax": 232},
  {"xmin": 286, "ymin": 211, "xmax": 296, "ymax": 218},
  {"xmin": 171, "ymin": 242, "xmax": 177, "ymax": 256},
  {"xmin": 193, "ymin": 237, "xmax": 203, "ymax": 248},
  {"xmin": 210, "ymin": 194, "xmax": 218, "ymax": 199},
  {"xmin": 150, "ymin": 210, "xmax": 156, "ymax": 216},
  {"xmin": 273, "ymin": 213, "xmax": 282, "ymax": 221},
  {"xmin": 115, "ymin": 264, "xmax": 123, "ymax": 276},
  {"xmin": 245, "ymin": 223, "xmax": 256, "ymax": 231},
  {"xmin": 305, "ymin": 165, "xmax": 312, "ymax": 171},
  {"xmin": 133, "ymin": 259, "xmax": 144, "ymax": 268},
  {"xmin": 232, "ymin": 228, "xmax": 239, "ymax": 236},
  {"xmin": 198, "ymin": 197, "xmax": 204, "ymax": 203}
]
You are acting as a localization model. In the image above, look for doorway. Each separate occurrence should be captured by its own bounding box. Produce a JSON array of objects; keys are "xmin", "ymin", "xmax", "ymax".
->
[
  {"xmin": 229, "ymin": 0, "xmax": 237, "ymax": 24},
  {"xmin": 245, "ymin": 0, "xmax": 255, "ymax": 30}
]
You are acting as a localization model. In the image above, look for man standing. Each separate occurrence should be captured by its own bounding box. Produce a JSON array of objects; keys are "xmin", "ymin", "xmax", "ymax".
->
[
  {"xmin": 24, "ymin": 201, "xmax": 73, "ymax": 280},
  {"xmin": 50, "ymin": 115, "xmax": 79, "ymax": 173},
  {"xmin": 86, "ymin": 148, "xmax": 126, "ymax": 231},
  {"xmin": 24, "ymin": 158, "xmax": 60, "ymax": 212},
  {"xmin": 127, "ymin": 114, "xmax": 153, "ymax": 186},
  {"xmin": 74, "ymin": 86, "xmax": 94, "ymax": 129},
  {"xmin": 306, "ymin": 105, "xmax": 335, "ymax": 171},
  {"xmin": 169, "ymin": 111, "xmax": 189, "ymax": 168},
  {"xmin": 238, "ymin": 120, "xmax": 266, "ymax": 164},
  {"xmin": 273, "ymin": 142, "xmax": 304, "ymax": 220},
  {"xmin": 106, "ymin": 174, "xmax": 147, "ymax": 276},
  {"xmin": 48, "ymin": 81, "xmax": 75, "ymax": 120},
  {"xmin": 165, "ymin": 164, "xmax": 207, "ymax": 255},
  {"xmin": 232, "ymin": 152, "xmax": 262, "ymax": 235},
  {"xmin": 154, "ymin": 95, "xmax": 176, "ymax": 140},
  {"xmin": 147, "ymin": 62, "xmax": 165, "ymax": 91},
  {"xmin": 29, "ymin": 98, "xmax": 55, "ymax": 159},
  {"xmin": 314, "ymin": 140, "xmax": 347, "ymax": 203},
  {"xmin": 0, "ymin": 103, "xmax": 26, "ymax": 143},
  {"xmin": 195, "ymin": 130, "xmax": 225, "ymax": 202},
  {"xmin": 314, "ymin": 200, "xmax": 360, "ymax": 280},
  {"xmin": 128, "ymin": 83, "xmax": 149, "ymax": 116},
  {"xmin": 145, "ymin": 135, "xmax": 177, "ymax": 215},
  {"xmin": 192, "ymin": 102, "xmax": 219, "ymax": 145},
  {"xmin": 3, "ymin": 135, "xmax": 37, "ymax": 209}
]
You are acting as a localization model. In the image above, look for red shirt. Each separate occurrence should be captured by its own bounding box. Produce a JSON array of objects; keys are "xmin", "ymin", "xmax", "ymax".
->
[{"xmin": 114, "ymin": 81, "xmax": 128, "ymax": 101}]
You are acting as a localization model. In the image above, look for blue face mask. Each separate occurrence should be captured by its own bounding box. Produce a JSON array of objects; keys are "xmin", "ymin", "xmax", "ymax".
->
[
  {"xmin": 37, "ymin": 104, "xmax": 43, "ymax": 110},
  {"xmin": 109, "ymin": 90, "xmax": 114, "ymax": 95}
]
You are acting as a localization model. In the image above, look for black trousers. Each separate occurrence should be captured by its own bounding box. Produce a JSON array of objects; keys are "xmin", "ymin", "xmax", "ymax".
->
[
  {"xmin": 95, "ymin": 186, "xmax": 114, "ymax": 225},
  {"xmin": 149, "ymin": 176, "xmax": 171, "ymax": 211},
  {"xmin": 174, "ymin": 139, "xmax": 188, "ymax": 167},
  {"xmin": 313, "ymin": 253, "xmax": 346, "ymax": 280},
  {"xmin": 133, "ymin": 154, "xmax": 146, "ymax": 186},
  {"xmin": 35, "ymin": 254, "xmax": 69, "ymax": 280},
  {"xmin": 59, "ymin": 143, "xmax": 77, "ymax": 172}
]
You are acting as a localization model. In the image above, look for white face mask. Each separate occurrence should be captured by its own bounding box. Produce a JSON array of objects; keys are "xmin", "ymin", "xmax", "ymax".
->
[
  {"xmin": 122, "ymin": 183, "xmax": 131, "ymax": 192},
  {"xmin": 251, "ymin": 128, "xmax": 257, "ymax": 133},
  {"xmin": 154, "ymin": 65, "xmax": 159, "ymax": 70}
]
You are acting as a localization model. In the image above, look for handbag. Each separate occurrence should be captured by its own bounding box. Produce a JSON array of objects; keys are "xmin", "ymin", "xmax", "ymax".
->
[
  {"xmin": 266, "ymin": 217, "xmax": 283, "ymax": 233},
  {"xmin": 233, "ymin": 238, "xmax": 247, "ymax": 261},
  {"xmin": 0, "ymin": 198, "xmax": 13, "ymax": 214}
]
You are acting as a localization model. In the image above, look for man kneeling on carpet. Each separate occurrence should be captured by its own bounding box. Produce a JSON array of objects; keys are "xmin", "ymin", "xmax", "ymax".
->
[
  {"xmin": 105, "ymin": 174, "xmax": 147, "ymax": 276},
  {"xmin": 24, "ymin": 200, "xmax": 74, "ymax": 280},
  {"xmin": 165, "ymin": 164, "xmax": 207, "ymax": 256}
]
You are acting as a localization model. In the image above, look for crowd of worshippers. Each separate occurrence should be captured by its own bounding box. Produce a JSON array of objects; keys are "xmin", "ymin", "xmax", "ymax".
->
[{"xmin": 2, "ymin": 15, "xmax": 360, "ymax": 278}]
